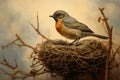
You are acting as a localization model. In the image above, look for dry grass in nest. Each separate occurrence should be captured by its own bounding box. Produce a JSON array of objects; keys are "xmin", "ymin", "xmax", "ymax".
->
[{"xmin": 35, "ymin": 39, "xmax": 107, "ymax": 77}]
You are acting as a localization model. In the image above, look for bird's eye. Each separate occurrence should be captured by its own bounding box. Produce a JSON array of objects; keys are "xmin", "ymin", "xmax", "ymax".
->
[
  {"xmin": 56, "ymin": 14, "xmax": 64, "ymax": 18},
  {"xmin": 56, "ymin": 14, "xmax": 61, "ymax": 17}
]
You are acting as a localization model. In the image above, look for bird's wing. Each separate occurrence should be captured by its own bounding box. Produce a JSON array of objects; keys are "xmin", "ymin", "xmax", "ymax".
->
[{"xmin": 63, "ymin": 17, "xmax": 93, "ymax": 33}]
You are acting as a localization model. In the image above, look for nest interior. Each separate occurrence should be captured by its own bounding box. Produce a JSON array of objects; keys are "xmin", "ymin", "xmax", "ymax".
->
[{"xmin": 37, "ymin": 39, "xmax": 107, "ymax": 80}]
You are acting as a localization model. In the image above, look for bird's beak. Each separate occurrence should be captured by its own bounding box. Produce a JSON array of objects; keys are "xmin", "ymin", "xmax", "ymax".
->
[{"xmin": 49, "ymin": 15, "xmax": 54, "ymax": 18}]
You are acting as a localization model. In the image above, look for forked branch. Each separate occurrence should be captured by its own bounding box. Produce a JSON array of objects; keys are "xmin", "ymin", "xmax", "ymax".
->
[
  {"xmin": 99, "ymin": 8, "xmax": 113, "ymax": 80},
  {"xmin": 1, "ymin": 14, "xmax": 49, "ymax": 50},
  {"xmin": 0, "ymin": 15, "xmax": 51, "ymax": 80},
  {"xmin": 30, "ymin": 14, "xmax": 50, "ymax": 40},
  {"xmin": 0, "ymin": 34, "xmax": 34, "ymax": 50},
  {"xmin": 0, "ymin": 56, "xmax": 47, "ymax": 80}
]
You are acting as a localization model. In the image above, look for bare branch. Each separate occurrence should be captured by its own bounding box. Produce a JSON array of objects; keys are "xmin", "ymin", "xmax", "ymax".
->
[
  {"xmin": 15, "ymin": 34, "xmax": 34, "ymax": 50},
  {"xmin": 99, "ymin": 8, "xmax": 110, "ymax": 33},
  {"xmin": 0, "ymin": 56, "xmax": 46, "ymax": 80},
  {"xmin": 109, "ymin": 62, "xmax": 120, "ymax": 69},
  {"xmin": 1, "ymin": 56, "xmax": 15, "ymax": 69},
  {"xmin": 30, "ymin": 60, "xmax": 41, "ymax": 68},
  {"xmin": 0, "ymin": 14, "xmax": 51, "ymax": 80},
  {"xmin": 1, "ymin": 39, "xmax": 18, "ymax": 49},
  {"xmin": 99, "ymin": 8, "xmax": 113, "ymax": 80},
  {"xmin": 110, "ymin": 45, "xmax": 120, "ymax": 64},
  {"xmin": 30, "ymin": 14, "xmax": 49, "ymax": 40},
  {"xmin": 0, "ymin": 68, "xmax": 12, "ymax": 76},
  {"xmin": 37, "ymin": 12, "xmax": 39, "ymax": 30},
  {"xmin": 0, "ymin": 34, "xmax": 34, "ymax": 50}
]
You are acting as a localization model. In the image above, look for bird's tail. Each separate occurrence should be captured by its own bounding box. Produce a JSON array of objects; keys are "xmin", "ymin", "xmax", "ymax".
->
[{"xmin": 91, "ymin": 33, "xmax": 109, "ymax": 39}]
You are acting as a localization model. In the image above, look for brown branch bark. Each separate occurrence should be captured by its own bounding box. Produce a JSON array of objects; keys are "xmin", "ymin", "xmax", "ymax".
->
[
  {"xmin": 0, "ymin": 14, "xmax": 50, "ymax": 50},
  {"xmin": 0, "ymin": 56, "xmax": 46, "ymax": 80},
  {"xmin": 0, "ymin": 14, "xmax": 52, "ymax": 80},
  {"xmin": 109, "ymin": 62, "xmax": 120, "ymax": 69},
  {"xmin": 1, "ymin": 39, "xmax": 18, "ymax": 49},
  {"xmin": 30, "ymin": 14, "xmax": 50, "ymax": 40},
  {"xmin": 99, "ymin": 8, "xmax": 113, "ymax": 80},
  {"xmin": 99, "ymin": 8, "xmax": 110, "ymax": 33},
  {"xmin": 110, "ymin": 45, "xmax": 120, "ymax": 64},
  {"xmin": 0, "ymin": 34, "xmax": 34, "ymax": 50},
  {"xmin": 15, "ymin": 34, "xmax": 34, "ymax": 50}
]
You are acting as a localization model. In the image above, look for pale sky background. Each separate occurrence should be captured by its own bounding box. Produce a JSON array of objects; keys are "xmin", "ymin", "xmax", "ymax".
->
[{"xmin": 0, "ymin": 0, "xmax": 120, "ymax": 80}]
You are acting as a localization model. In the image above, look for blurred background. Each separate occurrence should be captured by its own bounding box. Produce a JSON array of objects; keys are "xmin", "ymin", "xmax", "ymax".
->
[{"xmin": 0, "ymin": 0, "xmax": 120, "ymax": 80}]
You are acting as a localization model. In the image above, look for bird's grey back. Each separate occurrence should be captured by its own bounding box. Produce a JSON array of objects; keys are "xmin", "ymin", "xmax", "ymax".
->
[{"xmin": 63, "ymin": 16, "xmax": 93, "ymax": 33}]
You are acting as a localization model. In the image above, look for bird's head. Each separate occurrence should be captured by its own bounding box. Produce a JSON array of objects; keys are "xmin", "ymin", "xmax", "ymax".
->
[{"xmin": 49, "ymin": 10, "xmax": 69, "ymax": 22}]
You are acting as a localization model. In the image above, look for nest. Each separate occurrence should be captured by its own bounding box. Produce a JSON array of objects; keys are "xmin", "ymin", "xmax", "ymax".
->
[{"xmin": 34, "ymin": 39, "xmax": 107, "ymax": 78}]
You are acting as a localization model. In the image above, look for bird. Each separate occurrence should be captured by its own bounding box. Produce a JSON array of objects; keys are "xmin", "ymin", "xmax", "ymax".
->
[{"xmin": 49, "ymin": 10, "xmax": 108, "ymax": 45}]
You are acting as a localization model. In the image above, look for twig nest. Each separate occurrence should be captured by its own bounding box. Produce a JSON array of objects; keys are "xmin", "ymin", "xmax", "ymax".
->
[{"xmin": 37, "ymin": 39, "xmax": 107, "ymax": 79}]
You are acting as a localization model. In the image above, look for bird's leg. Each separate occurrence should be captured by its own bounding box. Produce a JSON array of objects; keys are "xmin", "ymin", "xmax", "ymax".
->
[{"xmin": 69, "ymin": 38, "xmax": 80, "ymax": 46}]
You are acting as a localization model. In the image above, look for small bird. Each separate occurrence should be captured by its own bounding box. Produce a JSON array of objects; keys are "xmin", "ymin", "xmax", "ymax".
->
[{"xmin": 50, "ymin": 10, "xmax": 108, "ymax": 45}]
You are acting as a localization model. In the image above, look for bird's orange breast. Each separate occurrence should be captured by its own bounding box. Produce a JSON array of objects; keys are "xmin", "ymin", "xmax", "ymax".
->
[
  {"xmin": 56, "ymin": 19, "xmax": 69, "ymax": 37},
  {"xmin": 55, "ymin": 19, "xmax": 63, "ymax": 33},
  {"xmin": 55, "ymin": 19, "xmax": 80, "ymax": 39}
]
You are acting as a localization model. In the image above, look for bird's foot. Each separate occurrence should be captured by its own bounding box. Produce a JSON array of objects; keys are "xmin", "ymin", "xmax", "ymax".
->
[
  {"xmin": 69, "ymin": 38, "xmax": 80, "ymax": 46},
  {"xmin": 69, "ymin": 43, "xmax": 75, "ymax": 46}
]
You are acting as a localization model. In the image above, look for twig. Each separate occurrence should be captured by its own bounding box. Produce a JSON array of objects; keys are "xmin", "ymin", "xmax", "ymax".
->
[
  {"xmin": 30, "ymin": 60, "xmax": 41, "ymax": 68},
  {"xmin": 1, "ymin": 39, "xmax": 18, "ymax": 49},
  {"xmin": 30, "ymin": 14, "xmax": 49, "ymax": 40},
  {"xmin": 0, "ymin": 56, "xmax": 15, "ymax": 69},
  {"xmin": 15, "ymin": 34, "xmax": 34, "ymax": 50},
  {"xmin": 0, "ymin": 56, "xmax": 46, "ymax": 80},
  {"xmin": 109, "ymin": 62, "xmax": 120, "ymax": 69},
  {"xmin": 0, "ymin": 15, "xmax": 49, "ymax": 50},
  {"xmin": 0, "ymin": 34, "xmax": 34, "ymax": 50},
  {"xmin": 110, "ymin": 45, "xmax": 120, "ymax": 64},
  {"xmin": 37, "ymin": 12, "xmax": 39, "ymax": 30},
  {"xmin": 99, "ymin": 8, "xmax": 110, "ymax": 33},
  {"xmin": 0, "ymin": 14, "xmax": 51, "ymax": 80},
  {"xmin": 99, "ymin": 8, "xmax": 113, "ymax": 80},
  {"xmin": 0, "ymin": 68, "xmax": 13, "ymax": 76}
]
